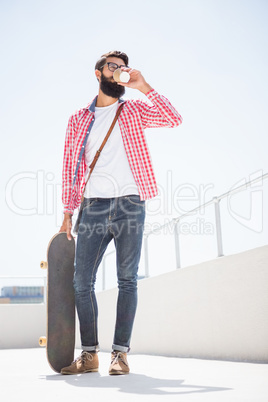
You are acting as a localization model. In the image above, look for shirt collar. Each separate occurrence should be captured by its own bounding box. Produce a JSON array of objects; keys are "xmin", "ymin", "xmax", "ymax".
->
[{"xmin": 86, "ymin": 96, "xmax": 125, "ymax": 113}]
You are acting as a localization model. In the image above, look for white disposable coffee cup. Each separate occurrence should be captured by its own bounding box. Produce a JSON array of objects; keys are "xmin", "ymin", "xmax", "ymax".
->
[{"xmin": 113, "ymin": 68, "xmax": 130, "ymax": 83}]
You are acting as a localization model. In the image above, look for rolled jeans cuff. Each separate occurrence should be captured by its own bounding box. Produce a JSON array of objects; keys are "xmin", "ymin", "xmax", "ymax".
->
[
  {"xmin": 112, "ymin": 344, "xmax": 130, "ymax": 353},
  {"xmin": 82, "ymin": 344, "xmax": 100, "ymax": 352}
]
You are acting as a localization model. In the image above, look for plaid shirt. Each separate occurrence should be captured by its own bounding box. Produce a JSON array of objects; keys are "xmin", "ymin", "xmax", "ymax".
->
[{"xmin": 62, "ymin": 89, "xmax": 182, "ymax": 214}]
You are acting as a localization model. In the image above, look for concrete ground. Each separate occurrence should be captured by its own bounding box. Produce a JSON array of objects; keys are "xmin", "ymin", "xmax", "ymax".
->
[{"xmin": 1, "ymin": 349, "xmax": 268, "ymax": 402}]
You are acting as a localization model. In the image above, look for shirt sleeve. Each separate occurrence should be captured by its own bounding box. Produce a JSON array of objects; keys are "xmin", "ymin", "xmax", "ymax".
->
[
  {"xmin": 134, "ymin": 89, "xmax": 183, "ymax": 129},
  {"xmin": 62, "ymin": 115, "xmax": 75, "ymax": 215}
]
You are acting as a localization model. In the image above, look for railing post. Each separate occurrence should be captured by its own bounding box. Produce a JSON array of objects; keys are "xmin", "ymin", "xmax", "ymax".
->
[
  {"xmin": 213, "ymin": 197, "xmax": 224, "ymax": 257},
  {"xmin": 144, "ymin": 235, "xmax": 149, "ymax": 278},
  {"xmin": 174, "ymin": 221, "xmax": 181, "ymax": 269}
]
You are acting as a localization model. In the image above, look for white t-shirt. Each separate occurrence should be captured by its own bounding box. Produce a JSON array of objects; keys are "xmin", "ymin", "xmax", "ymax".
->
[{"xmin": 84, "ymin": 101, "xmax": 139, "ymax": 198}]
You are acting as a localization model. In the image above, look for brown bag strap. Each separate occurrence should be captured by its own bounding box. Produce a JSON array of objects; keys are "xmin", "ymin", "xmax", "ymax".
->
[{"xmin": 82, "ymin": 103, "xmax": 124, "ymax": 200}]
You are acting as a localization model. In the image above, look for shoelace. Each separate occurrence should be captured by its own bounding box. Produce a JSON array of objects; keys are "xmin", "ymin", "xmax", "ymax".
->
[
  {"xmin": 111, "ymin": 352, "xmax": 128, "ymax": 367},
  {"xmin": 72, "ymin": 351, "xmax": 94, "ymax": 365}
]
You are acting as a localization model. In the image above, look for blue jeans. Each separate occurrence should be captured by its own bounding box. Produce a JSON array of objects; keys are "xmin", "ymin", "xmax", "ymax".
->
[{"xmin": 74, "ymin": 195, "xmax": 145, "ymax": 353}]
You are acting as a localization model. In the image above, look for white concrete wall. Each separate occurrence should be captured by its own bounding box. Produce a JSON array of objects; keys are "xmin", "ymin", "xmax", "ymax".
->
[
  {"xmin": 0, "ymin": 304, "xmax": 46, "ymax": 349},
  {"xmin": 1, "ymin": 245, "xmax": 268, "ymax": 363},
  {"xmin": 96, "ymin": 245, "xmax": 268, "ymax": 362}
]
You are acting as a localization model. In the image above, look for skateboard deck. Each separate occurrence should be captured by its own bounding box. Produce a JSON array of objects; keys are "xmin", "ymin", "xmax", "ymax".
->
[{"xmin": 40, "ymin": 232, "xmax": 75, "ymax": 373}]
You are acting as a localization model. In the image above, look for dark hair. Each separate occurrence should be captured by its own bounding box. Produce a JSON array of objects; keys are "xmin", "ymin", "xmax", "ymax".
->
[{"xmin": 95, "ymin": 50, "xmax": 129, "ymax": 71}]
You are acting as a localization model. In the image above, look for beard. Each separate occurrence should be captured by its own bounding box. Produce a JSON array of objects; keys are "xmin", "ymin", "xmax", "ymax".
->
[{"xmin": 100, "ymin": 72, "xmax": 125, "ymax": 99}]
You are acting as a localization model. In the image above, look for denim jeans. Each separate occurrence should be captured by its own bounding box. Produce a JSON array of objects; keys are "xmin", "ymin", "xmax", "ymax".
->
[{"xmin": 73, "ymin": 195, "xmax": 145, "ymax": 353}]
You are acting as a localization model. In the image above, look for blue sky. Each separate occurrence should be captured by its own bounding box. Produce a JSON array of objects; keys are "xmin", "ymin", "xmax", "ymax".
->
[{"xmin": 1, "ymin": 0, "xmax": 267, "ymax": 290}]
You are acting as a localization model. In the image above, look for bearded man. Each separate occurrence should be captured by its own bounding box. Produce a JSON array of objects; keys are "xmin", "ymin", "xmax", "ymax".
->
[{"xmin": 59, "ymin": 50, "xmax": 182, "ymax": 375}]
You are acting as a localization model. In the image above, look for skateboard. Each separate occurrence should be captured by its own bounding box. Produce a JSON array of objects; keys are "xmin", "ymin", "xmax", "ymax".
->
[{"xmin": 39, "ymin": 232, "xmax": 76, "ymax": 373}]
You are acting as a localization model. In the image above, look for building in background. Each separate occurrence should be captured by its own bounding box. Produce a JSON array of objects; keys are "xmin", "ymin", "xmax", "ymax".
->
[{"xmin": 0, "ymin": 286, "xmax": 44, "ymax": 304}]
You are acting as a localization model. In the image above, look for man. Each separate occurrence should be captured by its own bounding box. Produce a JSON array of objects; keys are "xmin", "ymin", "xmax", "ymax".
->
[{"xmin": 59, "ymin": 50, "xmax": 182, "ymax": 375}]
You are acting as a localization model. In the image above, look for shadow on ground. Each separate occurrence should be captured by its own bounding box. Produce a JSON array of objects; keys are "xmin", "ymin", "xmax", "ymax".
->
[{"xmin": 42, "ymin": 372, "xmax": 231, "ymax": 396}]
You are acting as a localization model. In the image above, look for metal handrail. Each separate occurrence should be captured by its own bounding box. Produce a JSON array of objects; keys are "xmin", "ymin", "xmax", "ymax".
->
[
  {"xmin": 101, "ymin": 172, "xmax": 268, "ymax": 287},
  {"xmin": 145, "ymin": 172, "xmax": 268, "ymax": 236}
]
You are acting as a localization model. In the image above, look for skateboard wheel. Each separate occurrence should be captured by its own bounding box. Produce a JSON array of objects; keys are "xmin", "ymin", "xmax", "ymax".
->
[
  {"xmin": 40, "ymin": 261, "xmax": 48, "ymax": 269},
  {"xmin": 39, "ymin": 336, "xmax": 47, "ymax": 347}
]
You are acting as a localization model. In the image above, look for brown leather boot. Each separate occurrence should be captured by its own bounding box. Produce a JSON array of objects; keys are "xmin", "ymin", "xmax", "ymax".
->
[
  {"xmin": 61, "ymin": 351, "xmax": 99, "ymax": 375},
  {"xmin": 109, "ymin": 351, "xmax": 130, "ymax": 375}
]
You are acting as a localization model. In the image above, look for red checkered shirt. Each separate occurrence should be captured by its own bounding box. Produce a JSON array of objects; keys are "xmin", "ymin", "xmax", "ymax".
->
[{"xmin": 62, "ymin": 89, "xmax": 182, "ymax": 214}]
